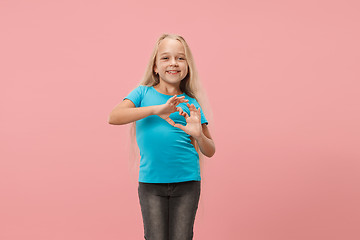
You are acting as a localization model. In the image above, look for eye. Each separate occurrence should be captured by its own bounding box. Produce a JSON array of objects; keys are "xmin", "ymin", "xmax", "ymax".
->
[{"xmin": 161, "ymin": 57, "xmax": 168, "ymax": 60}]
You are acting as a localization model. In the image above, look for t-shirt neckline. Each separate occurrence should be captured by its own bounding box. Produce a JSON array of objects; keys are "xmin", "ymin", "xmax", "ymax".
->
[{"xmin": 151, "ymin": 86, "xmax": 185, "ymax": 97}]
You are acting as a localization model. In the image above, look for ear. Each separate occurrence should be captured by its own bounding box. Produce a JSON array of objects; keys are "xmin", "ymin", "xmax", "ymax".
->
[{"xmin": 154, "ymin": 64, "xmax": 158, "ymax": 74}]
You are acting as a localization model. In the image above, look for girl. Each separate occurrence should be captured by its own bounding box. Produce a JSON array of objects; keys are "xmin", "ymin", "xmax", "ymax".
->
[{"xmin": 108, "ymin": 33, "xmax": 215, "ymax": 240}]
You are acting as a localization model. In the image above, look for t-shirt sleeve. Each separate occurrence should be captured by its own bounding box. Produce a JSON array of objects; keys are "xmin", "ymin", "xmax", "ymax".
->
[
  {"xmin": 193, "ymin": 101, "xmax": 208, "ymax": 125},
  {"xmin": 123, "ymin": 85, "xmax": 143, "ymax": 107}
]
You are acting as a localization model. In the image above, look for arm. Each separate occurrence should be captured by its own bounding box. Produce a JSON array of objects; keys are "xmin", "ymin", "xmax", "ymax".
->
[
  {"xmin": 193, "ymin": 123, "xmax": 216, "ymax": 158},
  {"xmin": 174, "ymin": 103, "xmax": 215, "ymax": 158},
  {"xmin": 108, "ymin": 99, "xmax": 157, "ymax": 125},
  {"xmin": 108, "ymin": 96, "xmax": 189, "ymax": 125}
]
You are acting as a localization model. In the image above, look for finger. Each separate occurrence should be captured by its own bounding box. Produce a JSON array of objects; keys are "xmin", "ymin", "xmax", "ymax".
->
[
  {"xmin": 173, "ymin": 95, "xmax": 185, "ymax": 99},
  {"xmin": 188, "ymin": 103, "xmax": 196, "ymax": 112},
  {"xmin": 171, "ymin": 96, "xmax": 182, "ymax": 103},
  {"xmin": 176, "ymin": 107, "xmax": 188, "ymax": 118},
  {"xmin": 177, "ymin": 97, "xmax": 188, "ymax": 104},
  {"xmin": 186, "ymin": 103, "xmax": 192, "ymax": 113},
  {"xmin": 165, "ymin": 116, "xmax": 176, "ymax": 126},
  {"xmin": 173, "ymin": 98, "xmax": 183, "ymax": 106},
  {"xmin": 196, "ymin": 107, "xmax": 202, "ymax": 117},
  {"xmin": 175, "ymin": 96, "xmax": 187, "ymax": 101},
  {"xmin": 173, "ymin": 98, "xmax": 181, "ymax": 105},
  {"xmin": 174, "ymin": 98, "xmax": 187, "ymax": 106},
  {"xmin": 168, "ymin": 95, "xmax": 177, "ymax": 104},
  {"xmin": 190, "ymin": 106, "xmax": 201, "ymax": 117},
  {"xmin": 190, "ymin": 108, "xmax": 198, "ymax": 116},
  {"xmin": 176, "ymin": 107, "xmax": 183, "ymax": 113}
]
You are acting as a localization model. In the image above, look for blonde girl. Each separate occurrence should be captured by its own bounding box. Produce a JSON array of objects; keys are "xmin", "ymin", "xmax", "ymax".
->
[{"xmin": 109, "ymin": 33, "xmax": 215, "ymax": 240}]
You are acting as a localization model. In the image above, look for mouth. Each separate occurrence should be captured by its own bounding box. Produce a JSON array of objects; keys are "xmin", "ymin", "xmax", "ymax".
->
[{"xmin": 167, "ymin": 70, "xmax": 180, "ymax": 75}]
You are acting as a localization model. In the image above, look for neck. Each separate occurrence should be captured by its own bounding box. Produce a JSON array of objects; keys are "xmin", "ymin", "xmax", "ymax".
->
[{"xmin": 155, "ymin": 82, "xmax": 183, "ymax": 95}]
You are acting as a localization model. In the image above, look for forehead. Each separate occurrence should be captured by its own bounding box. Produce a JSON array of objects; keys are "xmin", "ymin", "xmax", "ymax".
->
[{"xmin": 157, "ymin": 38, "xmax": 185, "ymax": 55}]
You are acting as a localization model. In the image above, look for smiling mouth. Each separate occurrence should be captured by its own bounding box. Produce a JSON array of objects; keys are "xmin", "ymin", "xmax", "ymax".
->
[{"xmin": 167, "ymin": 71, "xmax": 180, "ymax": 75}]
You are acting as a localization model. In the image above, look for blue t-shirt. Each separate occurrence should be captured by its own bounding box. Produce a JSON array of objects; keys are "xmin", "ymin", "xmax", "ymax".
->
[{"xmin": 123, "ymin": 85, "xmax": 208, "ymax": 183}]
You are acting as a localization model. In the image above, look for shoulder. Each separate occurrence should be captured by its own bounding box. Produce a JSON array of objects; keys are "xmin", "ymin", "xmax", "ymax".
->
[
  {"xmin": 135, "ymin": 85, "xmax": 149, "ymax": 90},
  {"xmin": 132, "ymin": 85, "xmax": 152, "ymax": 94},
  {"xmin": 141, "ymin": 85, "xmax": 153, "ymax": 92}
]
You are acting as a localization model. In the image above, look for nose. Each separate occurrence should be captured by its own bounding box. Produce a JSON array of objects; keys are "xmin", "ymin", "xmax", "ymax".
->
[{"xmin": 169, "ymin": 58, "xmax": 178, "ymax": 66}]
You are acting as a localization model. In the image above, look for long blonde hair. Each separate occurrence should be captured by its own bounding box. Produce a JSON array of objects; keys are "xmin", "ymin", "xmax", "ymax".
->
[{"xmin": 126, "ymin": 33, "xmax": 213, "ymax": 219}]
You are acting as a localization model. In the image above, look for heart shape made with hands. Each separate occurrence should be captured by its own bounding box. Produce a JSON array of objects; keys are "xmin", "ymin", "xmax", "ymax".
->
[
  {"xmin": 156, "ymin": 95, "xmax": 203, "ymax": 138},
  {"xmin": 172, "ymin": 103, "xmax": 203, "ymax": 138}
]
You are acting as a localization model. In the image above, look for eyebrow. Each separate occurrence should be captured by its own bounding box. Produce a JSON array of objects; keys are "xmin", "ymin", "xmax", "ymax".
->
[{"xmin": 159, "ymin": 52, "xmax": 186, "ymax": 56}]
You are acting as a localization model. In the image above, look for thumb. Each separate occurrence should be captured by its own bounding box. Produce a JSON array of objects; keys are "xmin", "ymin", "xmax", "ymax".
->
[{"xmin": 173, "ymin": 123, "xmax": 185, "ymax": 131}]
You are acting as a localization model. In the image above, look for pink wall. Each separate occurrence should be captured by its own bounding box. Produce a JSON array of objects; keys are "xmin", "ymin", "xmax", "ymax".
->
[{"xmin": 1, "ymin": 0, "xmax": 359, "ymax": 239}]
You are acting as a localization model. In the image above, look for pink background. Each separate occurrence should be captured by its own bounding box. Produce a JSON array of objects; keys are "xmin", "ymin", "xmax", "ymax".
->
[{"xmin": 1, "ymin": 0, "xmax": 359, "ymax": 239}]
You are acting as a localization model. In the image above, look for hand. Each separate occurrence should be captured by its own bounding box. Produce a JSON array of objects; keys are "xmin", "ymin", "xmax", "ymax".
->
[
  {"xmin": 154, "ymin": 95, "xmax": 189, "ymax": 126},
  {"xmin": 173, "ymin": 103, "xmax": 202, "ymax": 139}
]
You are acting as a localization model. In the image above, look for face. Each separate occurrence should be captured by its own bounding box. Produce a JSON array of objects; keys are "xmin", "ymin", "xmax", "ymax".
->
[{"xmin": 154, "ymin": 38, "xmax": 189, "ymax": 86}]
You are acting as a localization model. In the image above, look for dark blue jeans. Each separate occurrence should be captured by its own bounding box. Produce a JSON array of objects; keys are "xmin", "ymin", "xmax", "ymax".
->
[{"xmin": 138, "ymin": 180, "xmax": 201, "ymax": 240}]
